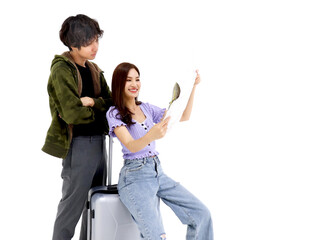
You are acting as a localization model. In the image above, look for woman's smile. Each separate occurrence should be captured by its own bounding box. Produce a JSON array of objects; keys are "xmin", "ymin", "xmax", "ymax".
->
[{"xmin": 128, "ymin": 88, "xmax": 138, "ymax": 93}]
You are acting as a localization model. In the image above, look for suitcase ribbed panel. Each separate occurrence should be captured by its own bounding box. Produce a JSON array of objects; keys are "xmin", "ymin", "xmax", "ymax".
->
[{"xmin": 90, "ymin": 193, "xmax": 140, "ymax": 240}]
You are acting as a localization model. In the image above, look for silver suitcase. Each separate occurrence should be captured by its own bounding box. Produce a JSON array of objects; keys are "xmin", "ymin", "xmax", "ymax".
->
[{"xmin": 87, "ymin": 136, "xmax": 141, "ymax": 240}]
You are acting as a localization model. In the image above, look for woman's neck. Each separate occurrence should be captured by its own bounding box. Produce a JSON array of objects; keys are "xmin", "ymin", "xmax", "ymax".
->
[{"xmin": 125, "ymin": 98, "xmax": 137, "ymax": 111}]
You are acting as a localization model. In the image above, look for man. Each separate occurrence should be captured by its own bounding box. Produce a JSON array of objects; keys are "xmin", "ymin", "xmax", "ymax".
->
[{"xmin": 42, "ymin": 14, "xmax": 112, "ymax": 240}]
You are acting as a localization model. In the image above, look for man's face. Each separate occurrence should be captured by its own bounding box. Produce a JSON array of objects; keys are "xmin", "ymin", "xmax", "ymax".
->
[{"xmin": 71, "ymin": 37, "xmax": 99, "ymax": 61}]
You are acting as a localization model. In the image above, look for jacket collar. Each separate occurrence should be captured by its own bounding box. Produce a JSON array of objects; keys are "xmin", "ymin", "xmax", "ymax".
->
[{"xmin": 61, "ymin": 51, "xmax": 101, "ymax": 97}]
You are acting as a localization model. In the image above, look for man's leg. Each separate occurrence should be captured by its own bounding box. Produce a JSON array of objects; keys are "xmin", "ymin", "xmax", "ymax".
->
[
  {"xmin": 52, "ymin": 136, "xmax": 105, "ymax": 240},
  {"xmin": 79, "ymin": 136, "xmax": 106, "ymax": 240}
]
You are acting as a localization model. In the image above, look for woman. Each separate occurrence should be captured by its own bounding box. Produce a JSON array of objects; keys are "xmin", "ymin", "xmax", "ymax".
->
[{"xmin": 106, "ymin": 62, "xmax": 213, "ymax": 239}]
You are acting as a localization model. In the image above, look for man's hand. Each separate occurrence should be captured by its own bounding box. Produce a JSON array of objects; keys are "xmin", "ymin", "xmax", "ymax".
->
[{"xmin": 80, "ymin": 97, "xmax": 95, "ymax": 107}]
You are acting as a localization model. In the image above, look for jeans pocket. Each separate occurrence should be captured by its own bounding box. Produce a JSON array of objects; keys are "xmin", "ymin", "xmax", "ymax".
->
[{"xmin": 126, "ymin": 160, "xmax": 145, "ymax": 172}]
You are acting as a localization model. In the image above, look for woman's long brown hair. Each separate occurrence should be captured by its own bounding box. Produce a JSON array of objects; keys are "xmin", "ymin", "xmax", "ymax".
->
[{"xmin": 110, "ymin": 62, "xmax": 141, "ymax": 126}]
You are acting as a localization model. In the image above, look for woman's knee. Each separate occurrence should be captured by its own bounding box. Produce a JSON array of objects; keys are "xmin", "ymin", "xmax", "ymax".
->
[{"xmin": 197, "ymin": 203, "xmax": 212, "ymax": 223}]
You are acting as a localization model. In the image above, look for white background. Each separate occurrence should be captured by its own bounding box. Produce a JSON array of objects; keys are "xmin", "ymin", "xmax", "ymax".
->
[{"xmin": 1, "ymin": 0, "xmax": 320, "ymax": 239}]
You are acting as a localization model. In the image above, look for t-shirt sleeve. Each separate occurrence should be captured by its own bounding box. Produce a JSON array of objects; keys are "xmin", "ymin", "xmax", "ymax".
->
[
  {"xmin": 106, "ymin": 107, "xmax": 127, "ymax": 137},
  {"xmin": 144, "ymin": 103, "xmax": 166, "ymax": 124}
]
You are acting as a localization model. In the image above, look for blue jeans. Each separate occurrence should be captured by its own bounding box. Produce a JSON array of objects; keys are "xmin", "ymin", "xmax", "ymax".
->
[{"xmin": 118, "ymin": 156, "xmax": 213, "ymax": 240}]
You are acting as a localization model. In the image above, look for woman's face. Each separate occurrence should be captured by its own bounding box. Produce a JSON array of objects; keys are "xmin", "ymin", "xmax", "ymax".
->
[{"xmin": 124, "ymin": 68, "xmax": 141, "ymax": 100}]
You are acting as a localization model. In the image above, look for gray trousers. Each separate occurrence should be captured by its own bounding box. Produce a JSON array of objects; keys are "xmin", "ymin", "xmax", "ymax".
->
[{"xmin": 52, "ymin": 135, "xmax": 106, "ymax": 240}]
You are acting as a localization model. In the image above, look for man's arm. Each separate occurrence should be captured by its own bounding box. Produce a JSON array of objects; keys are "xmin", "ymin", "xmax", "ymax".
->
[
  {"xmin": 92, "ymin": 72, "xmax": 113, "ymax": 111},
  {"xmin": 50, "ymin": 63, "xmax": 95, "ymax": 125}
]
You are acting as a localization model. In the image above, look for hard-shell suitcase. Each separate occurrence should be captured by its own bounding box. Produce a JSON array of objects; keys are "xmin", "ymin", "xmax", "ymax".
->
[{"xmin": 87, "ymin": 136, "xmax": 141, "ymax": 240}]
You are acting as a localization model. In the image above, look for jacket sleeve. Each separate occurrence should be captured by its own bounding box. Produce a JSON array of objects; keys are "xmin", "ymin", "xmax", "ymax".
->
[
  {"xmin": 92, "ymin": 72, "xmax": 113, "ymax": 112},
  {"xmin": 49, "ymin": 63, "xmax": 95, "ymax": 125}
]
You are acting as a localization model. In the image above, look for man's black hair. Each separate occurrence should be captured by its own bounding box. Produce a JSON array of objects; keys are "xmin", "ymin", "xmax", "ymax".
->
[{"xmin": 60, "ymin": 14, "xmax": 104, "ymax": 50}]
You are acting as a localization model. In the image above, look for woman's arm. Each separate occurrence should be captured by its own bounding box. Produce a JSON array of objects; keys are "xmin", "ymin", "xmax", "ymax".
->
[
  {"xmin": 114, "ymin": 117, "xmax": 171, "ymax": 153},
  {"xmin": 180, "ymin": 70, "xmax": 201, "ymax": 122}
]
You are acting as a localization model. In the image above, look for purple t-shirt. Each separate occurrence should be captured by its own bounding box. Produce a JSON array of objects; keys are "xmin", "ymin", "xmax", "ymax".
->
[{"xmin": 106, "ymin": 102, "xmax": 166, "ymax": 160}]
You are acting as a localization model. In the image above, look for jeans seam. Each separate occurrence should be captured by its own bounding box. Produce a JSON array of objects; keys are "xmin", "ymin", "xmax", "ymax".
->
[{"xmin": 126, "ymin": 185, "xmax": 151, "ymax": 238}]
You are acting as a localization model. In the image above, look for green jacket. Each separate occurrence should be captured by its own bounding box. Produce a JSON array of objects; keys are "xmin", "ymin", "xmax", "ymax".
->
[{"xmin": 42, "ymin": 52, "xmax": 112, "ymax": 158}]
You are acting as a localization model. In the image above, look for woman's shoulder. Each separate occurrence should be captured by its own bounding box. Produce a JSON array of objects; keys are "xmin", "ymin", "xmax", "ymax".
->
[
  {"xmin": 139, "ymin": 102, "xmax": 153, "ymax": 114},
  {"xmin": 141, "ymin": 102, "xmax": 164, "ymax": 113},
  {"xmin": 140, "ymin": 102, "xmax": 155, "ymax": 110},
  {"xmin": 106, "ymin": 106, "xmax": 119, "ymax": 119}
]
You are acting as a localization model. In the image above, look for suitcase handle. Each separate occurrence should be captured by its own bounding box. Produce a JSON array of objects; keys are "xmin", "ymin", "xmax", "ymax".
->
[{"xmin": 107, "ymin": 136, "xmax": 113, "ymax": 186}]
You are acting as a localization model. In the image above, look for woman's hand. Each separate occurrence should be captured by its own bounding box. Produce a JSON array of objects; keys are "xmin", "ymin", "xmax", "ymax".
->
[
  {"xmin": 194, "ymin": 70, "xmax": 201, "ymax": 86},
  {"xmin": 148, "ymin": 117, "xmax": 171, "ymax": 141}
]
